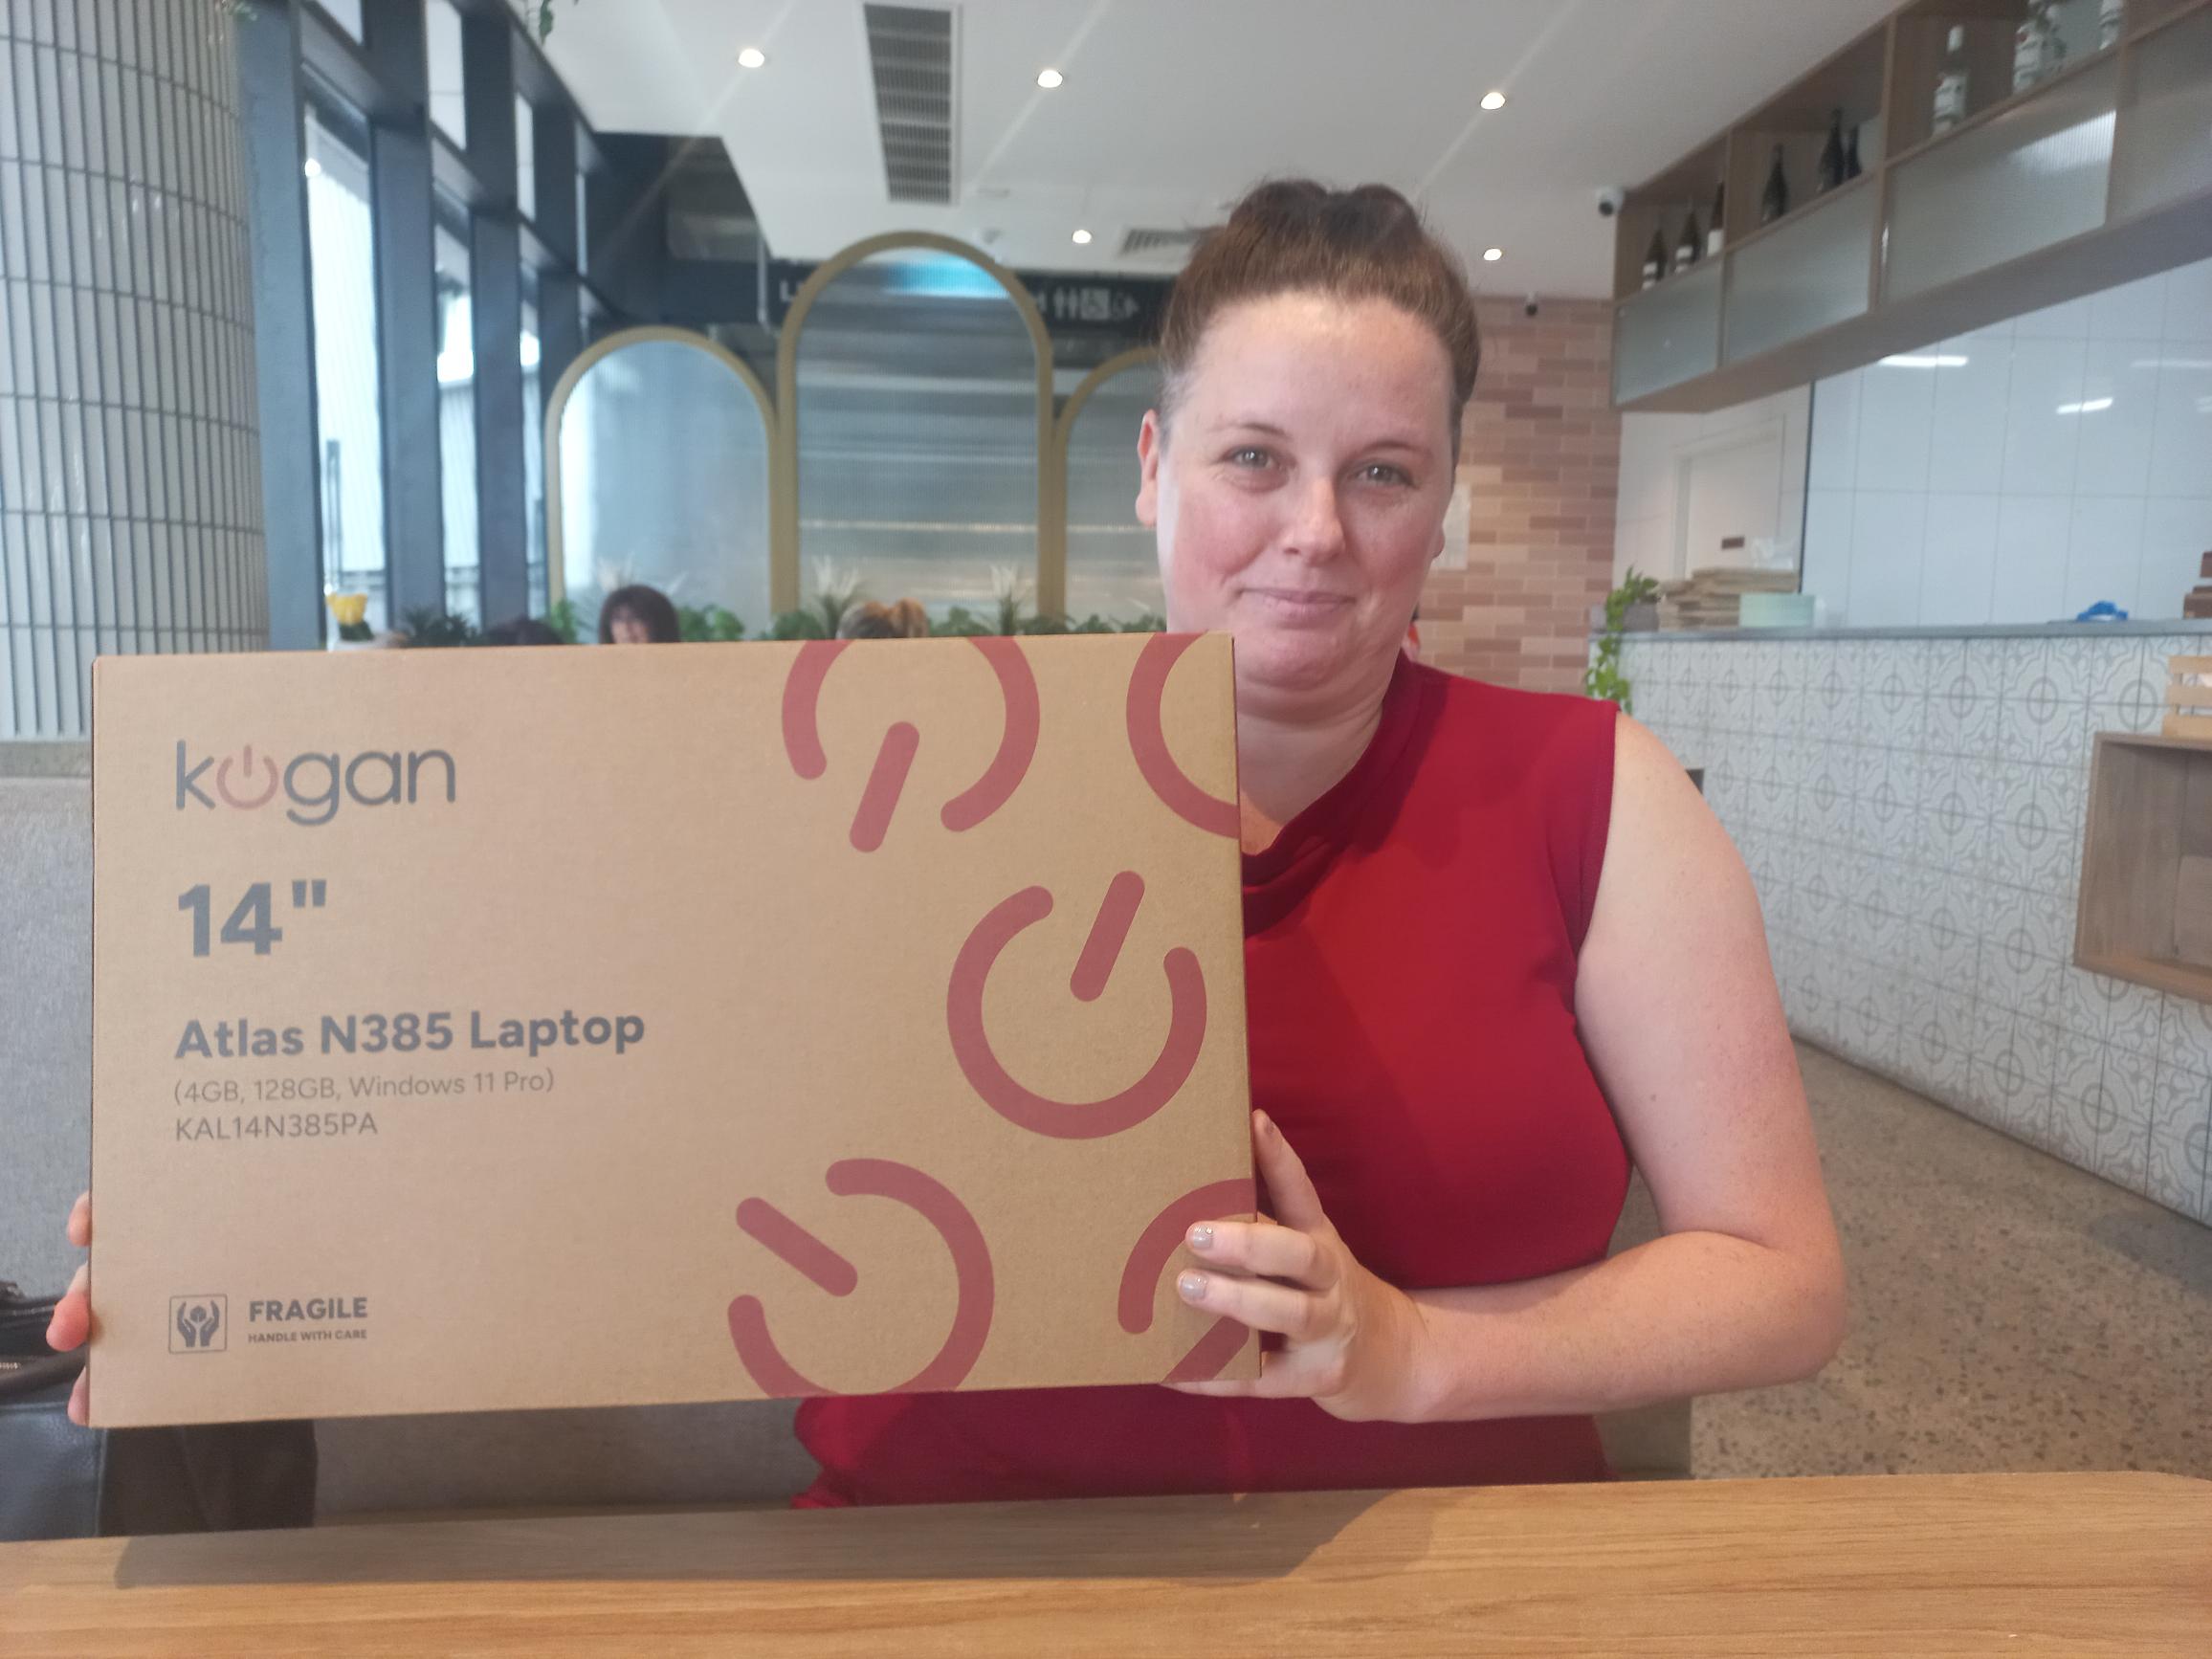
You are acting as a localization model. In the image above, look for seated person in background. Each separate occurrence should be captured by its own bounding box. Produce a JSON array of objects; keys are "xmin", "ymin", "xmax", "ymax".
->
[
  {"xmin": 837, "ymin": 601, "xmax": 901, "ymax": 640},
  {"xmin": 599, "ymin": 584, "xmax": 681, "ymax": 644}
]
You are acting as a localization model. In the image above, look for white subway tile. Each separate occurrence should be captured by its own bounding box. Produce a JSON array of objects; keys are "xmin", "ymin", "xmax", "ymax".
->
[
  {"xmin": 1921, "ymin": 493, "xmax": 2001, "ymax": 627},
  {"xmin": 1850, "ymin": 492, "xmax": 1929, "ymax": 628},
  {"xmin": 2088, "ymin": 271, "xmax": 2168, "ymax": 342},
  {"xmin": 1929, "ymin": 339, "xmax": 2012, "ymax": 496},
  {"xmin": 2160, "ymin": 254, "xmax": 2212, "ymax": 344},
  {"xmin": 1807, "ymin": 372, "xmax": 1860, "ymax": 492},
  {"xmin": 2000, "ymin": 338, "xmax": 2090, "ymax": 498},
  {"xmin": 2062, "ymin": 497, "xmax": 2149, "ymax": 618},
  {"xmin": 1991, "ymin": 496, "xmax": 2070, "ymax": 625},
  {"xmin": 2146, "ymin": 361, "xmax": 2212, "ymax": 498},
  {"xmin": 2139, "ymin": 497, "xmax": 2212, "ymax": 619},
  {"xmin": 2015, "ymin": 294, "xmax": 2093, "ymax": 339},
  {"xmin": 1856, "ymin": 359, "xmax": 1937, "ymax": 492}
]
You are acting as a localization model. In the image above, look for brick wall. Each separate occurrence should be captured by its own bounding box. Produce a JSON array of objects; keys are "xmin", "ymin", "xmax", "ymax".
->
[{"xmin": 1417, "ymin": 298, "xmax": 1620, "ymax": 694}]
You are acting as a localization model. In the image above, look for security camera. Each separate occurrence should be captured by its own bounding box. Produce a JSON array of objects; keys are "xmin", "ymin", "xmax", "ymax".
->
[
  {"xmin": 1596, "ymin": 187, "xmax": 1626, "ymax": 218},
  {"xmin": 1522, "ymin": 294, "xmax": 1540, "ymax": 318}
]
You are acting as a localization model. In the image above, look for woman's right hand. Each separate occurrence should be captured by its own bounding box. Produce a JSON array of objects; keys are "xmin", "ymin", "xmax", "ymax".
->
[{"xmin": 44, "ymin": 1192, "xmax": 92, "ymax": 1426}]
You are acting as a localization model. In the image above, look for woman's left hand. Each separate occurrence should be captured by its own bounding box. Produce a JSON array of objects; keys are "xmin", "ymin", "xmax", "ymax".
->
[{"xmin": 1170, "ymin": 1111, "xmax": 1437, "ymax": 1423}]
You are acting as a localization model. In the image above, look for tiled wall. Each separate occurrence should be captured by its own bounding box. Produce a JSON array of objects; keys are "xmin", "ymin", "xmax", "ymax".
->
[
  {"xmin": 1626, "ymin": 628, "xmax": 2212, "ymax": 1226},
  {"xmin": 0, "ymin": 2, "xmax": 268, "ymax": 739},
  {"xmin": 1803, "ymin": 254, "xmax": 2212, "ymax": 630},
  {"xmin": 1420, "ymin": 298, "xmax": 1619, "ymax": 694}
]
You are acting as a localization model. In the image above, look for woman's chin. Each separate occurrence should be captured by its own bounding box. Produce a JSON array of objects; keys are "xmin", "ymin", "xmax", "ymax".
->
[{"xmin": 1229, "ymin": 621, "xmax": 1370, "ymax": 696}]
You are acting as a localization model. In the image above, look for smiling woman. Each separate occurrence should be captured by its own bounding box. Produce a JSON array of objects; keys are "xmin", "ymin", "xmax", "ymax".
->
[{"xmin": 790, "ymin": 180, "xmax": 1847, "ymax": 1509}]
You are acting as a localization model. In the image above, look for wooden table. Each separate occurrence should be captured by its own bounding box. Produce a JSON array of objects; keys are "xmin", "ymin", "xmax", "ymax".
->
[{"xmin": 3, "ymin": 1472, "xmax": 2206, "ymax": 1656}]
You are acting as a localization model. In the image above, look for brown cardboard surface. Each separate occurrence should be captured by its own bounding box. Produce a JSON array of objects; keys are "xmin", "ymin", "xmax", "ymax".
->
[{"xmin": 88, "ymin": 633, "xmax": 1254, "ymax": 1427}]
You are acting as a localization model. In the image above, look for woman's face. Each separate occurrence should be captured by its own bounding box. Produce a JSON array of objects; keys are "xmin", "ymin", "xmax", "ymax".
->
[
  {"xmin": 608, "ymin": 608, "xmax": 651, "ymax": 645},
  {"xmin": 1137, "ymin": 293, "xmax": 1455, "ymax": 709}
]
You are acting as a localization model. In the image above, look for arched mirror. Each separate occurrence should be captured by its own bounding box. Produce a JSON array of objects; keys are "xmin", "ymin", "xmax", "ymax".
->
[
  {"xmin": 547, "ymin": 328, "xmax": 772, "ymax": 636},
  {"xmin": 786, "ymin": 246, "xmax": 1048, "ymax": 624},
  {"xmin": 1061, "ymin": 352, "xmax": 1166, "ymax": 626}
]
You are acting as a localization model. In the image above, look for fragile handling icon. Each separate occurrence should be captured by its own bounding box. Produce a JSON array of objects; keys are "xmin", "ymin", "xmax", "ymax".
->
[{"xmin": 169, "ymin": 1295, "xmax": 228, "ymax": 1353}]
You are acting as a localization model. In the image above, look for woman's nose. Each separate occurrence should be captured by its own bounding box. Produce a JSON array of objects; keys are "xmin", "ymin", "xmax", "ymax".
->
[{"xmin": 1283, "ymin": 478, "xmax": 1346, "ymax": 563}]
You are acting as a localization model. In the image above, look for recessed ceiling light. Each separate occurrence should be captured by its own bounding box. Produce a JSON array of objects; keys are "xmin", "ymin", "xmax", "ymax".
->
[
  {"xmin": 1482, "ymin": 246, "xmax": 1503, "ymax": 261},
  {"xmin": 1072, "ymin": 228, "xmax": 1093, "ymax": 245},
  {"xmin": 1037, "ymin": 67, "xmax": 1064, "ymax": 88},
  {"xmin": 1480, "ymin": 90, "xmax": 1506, "ymax": 110},
  {"xmin": 303, "ymin": 156, "xmax": 322, "ymax": 179},
  {"xmin": 738, "ymin": 46, "xmax": 766, "ymax": 68}
]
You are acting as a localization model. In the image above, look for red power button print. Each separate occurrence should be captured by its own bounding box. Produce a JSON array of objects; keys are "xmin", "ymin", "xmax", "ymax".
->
[
  {"xmin": 727, "ymin": 1160, "xmax": 995, "ymax": 1397},
  {"xmin": 1120, "ymin": 1179, "xmax": 1258, "ymax": 1382},
  {"xmin": 782, "ymin": 636, "xmax": 1040, "ymax": 851},
  {"xmin": 1125, "ymin": 633, "xmax": 1239, "ymax": 839},
  {"xmin": 948, "ymin": 874, "xmax": 1207, "ymax": 1140}
]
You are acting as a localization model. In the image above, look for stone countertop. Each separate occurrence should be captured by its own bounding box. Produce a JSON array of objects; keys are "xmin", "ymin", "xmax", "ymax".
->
[{"xmin": 1603, "ymin": 618, "xmax": 2212, "ymax": 644}]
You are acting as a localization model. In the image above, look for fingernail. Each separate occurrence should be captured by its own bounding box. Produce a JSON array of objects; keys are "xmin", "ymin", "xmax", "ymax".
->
[
  {"xmin": 1254, "ymin": 1111, "xmax": 1275, "ymax": 1137},
  {"xmin": 1177, "ymin": 1272, "xmax": 1207, "ymax": 1303},
  {"xmin": 1187, "ymin": 1224, "xmax": 1214, "ymax": 1251}
]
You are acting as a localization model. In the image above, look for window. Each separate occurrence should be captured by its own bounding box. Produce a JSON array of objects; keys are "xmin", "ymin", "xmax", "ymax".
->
[
  {"xmin": 521, "ymin": 276, "xmax": 547, "ymax": 615},
  {"xmin": 434, "ymin": 212, "xmax": 480, "ymax": 625},
  {"xmin": 314, "ymin": 0, "xmax": 365, "ymax": 41},
  {"xmin": 1066, "ymin": 360, "xmax": 1165, "ymax": 624},
  {"xmin": 516, "ymin": 95, "xmax": 537, "ymax": 221},
  {"xmin": 794, "ymin": 252, "xmax": 1038, "ymax": 620},
  {"xmin": 427, "ymin": 0, "xmax": 467, "ymax": 147},
  {"xmin": 303, "ymin": 105, "xmax": 388, "ymax": 633}
]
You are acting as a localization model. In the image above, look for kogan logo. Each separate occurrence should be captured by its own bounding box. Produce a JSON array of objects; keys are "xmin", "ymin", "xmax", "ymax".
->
[{"xmin": 175, "ymin": 741, "xmax": 456, "ymax": 827}]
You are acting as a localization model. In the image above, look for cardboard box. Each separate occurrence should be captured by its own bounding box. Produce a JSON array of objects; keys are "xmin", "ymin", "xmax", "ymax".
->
[{"xmin": 89, "ymin": 634, "xmax": 1255, "ymax": 1427}]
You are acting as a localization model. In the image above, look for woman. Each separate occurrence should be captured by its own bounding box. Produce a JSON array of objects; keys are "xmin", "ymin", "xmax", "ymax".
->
[
  {"xmin": 49, "ymin": 184, "xmax": 1844, "ymax": 1501},
  {"xmin": 598, "ymin": 583, "xmax": 681, "ymax": 644},
  {"xmin": 788, "ymin": 181, "xmax": 1845, "ymax": 1505}
]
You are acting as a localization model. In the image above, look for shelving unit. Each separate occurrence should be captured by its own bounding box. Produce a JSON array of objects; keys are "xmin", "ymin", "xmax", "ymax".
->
[
  {"xmin": 2075, "ymin": 731, "xmax": 2212, "ymax": 1004},
  {"xmin": 1613, "ymin": 0, "xmax": 2212, "ymax": 410}
]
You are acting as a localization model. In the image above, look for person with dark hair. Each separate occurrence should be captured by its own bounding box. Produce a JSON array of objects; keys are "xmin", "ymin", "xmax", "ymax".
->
[
  {"xmin": 481, "ymin": 615, "xmax": 565, "ymax": 647},
  {"xmin": 836, "ymin": 601, "xmax": 902, "ymax": 640},
  {"xmin": 598, "ymin": 584, "xmax": 681, "ymax": 644},
  {"xmin": 791, "ymin": 181, "xmax": 1845, "ymax": 1506}
]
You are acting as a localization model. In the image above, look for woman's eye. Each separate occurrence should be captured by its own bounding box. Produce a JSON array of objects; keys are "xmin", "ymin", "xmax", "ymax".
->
[
  {"xmin": 1359, "ymin": 463, "xmax": 1413, "ymax": 487},
  {"xmin": 1227, "ymin": 447, "xmax": 1272, "ymax": 469}
]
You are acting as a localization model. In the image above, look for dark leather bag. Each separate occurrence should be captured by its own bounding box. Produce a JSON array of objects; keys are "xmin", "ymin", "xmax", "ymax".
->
[{"xmin": 0, "ymin": 1280, "xmax": 317, "ymax": 1540}]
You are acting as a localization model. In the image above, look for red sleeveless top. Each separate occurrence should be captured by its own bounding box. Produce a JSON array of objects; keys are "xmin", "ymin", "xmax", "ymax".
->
[{"xmin": 794, "ymin": 658, "xmax": 1630, "ymax": 1504}]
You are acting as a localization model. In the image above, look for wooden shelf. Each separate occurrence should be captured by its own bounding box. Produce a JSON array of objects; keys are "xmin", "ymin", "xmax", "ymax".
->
[
  {"xmin": 2074, "ymin": 730, "xmax": 2212, "ymax": 1006},
  {"xmin": 1887, "ymin": 39, "xmax": 2121, "ymax": 172},
  {"xmin": 1612, "ymin": 0, "xmax": 2212, "ymax": 410}
]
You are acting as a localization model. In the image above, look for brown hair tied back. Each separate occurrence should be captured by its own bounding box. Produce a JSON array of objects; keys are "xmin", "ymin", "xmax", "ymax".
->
[{"xmin": 1158, "ymin": 180, "xmax": 1481, "ymax": 447}]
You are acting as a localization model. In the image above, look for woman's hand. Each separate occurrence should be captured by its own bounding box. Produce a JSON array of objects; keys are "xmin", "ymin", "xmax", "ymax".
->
[
  {"xmin": 1170, "ymin": 1113, "xmax": 1437, "ymax": 1423},
  {"xmin": 44, "ymin": 1192, "xmax": 93, "ymax": 1426}
]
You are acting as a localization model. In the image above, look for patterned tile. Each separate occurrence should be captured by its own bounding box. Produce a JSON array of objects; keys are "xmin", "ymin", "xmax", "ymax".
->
[
  {"xmin": 2146, "ymin": 1063, "xmax": 2212, "ymax": 1221},
  {"xmin": 2160, "ymin": 995, "xmax": 2212, "ymax": 1077}
]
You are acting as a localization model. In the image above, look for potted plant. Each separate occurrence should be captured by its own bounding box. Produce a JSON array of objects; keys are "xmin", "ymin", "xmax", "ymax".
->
[{"xmin": 1583, "ymin": 567, "xmax": 1663, "ymax": 715}]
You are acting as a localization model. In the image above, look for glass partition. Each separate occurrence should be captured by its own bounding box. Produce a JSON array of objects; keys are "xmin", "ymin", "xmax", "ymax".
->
[
  {"xmin": 1064, "ymin": 360, "xmax": 1165, "ymax": 624},
  {"xmin": 1887, "ymin": 57, "xmax": 2119, "ymax": 301},
  {"xmin": 1613, "ymin": 260, "xmax": 1723, "ymax": 403},
  {"xmin": 555, "ymin": 337, "xmax": 770, "ymax": 637},
  {"xmin": 1724, "ymin": 184, "xmax": 1879, "ymax": 363},
  {"xmin": 792, "ymin": 251, "xmax": 1040, "ymax": 620},
  {"xmin": 2111, "ymin": 8, "xmax": 2212, "ymax": 220}
]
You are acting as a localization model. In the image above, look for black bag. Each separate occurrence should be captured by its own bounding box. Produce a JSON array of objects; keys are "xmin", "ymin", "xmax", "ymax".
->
[{"xmin": 0, "ymin": 1279, "xmax": 318, "ymax": 1540}]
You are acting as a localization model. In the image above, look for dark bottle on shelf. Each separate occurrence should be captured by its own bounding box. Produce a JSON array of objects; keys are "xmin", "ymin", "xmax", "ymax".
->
[
  {"xmin": 1642, "ymin": 227, "xmax": 1667, "ymax": 288},
  {"xmin": 1760, "ymin": 144, "xmax": 1789, "ymax": 224},
  {"xmin": 1844, "ymin": 123, "xmax": 1863, "ymax": 180},
  {"xmin": 1706, "ymin": 181, "xmax": 1725, "ymax": 255},
  {"xmin": 1675, "ymin": 206, "xmax": 1702, "ymax": 272},
  {"xmin": 1816, "ymin": 108, "xmax": 1847, "ymax": 193}
]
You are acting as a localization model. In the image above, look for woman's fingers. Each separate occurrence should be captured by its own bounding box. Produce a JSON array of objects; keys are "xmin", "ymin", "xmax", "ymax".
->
[
  {"xmin": 67, "ymin": 1190, "xmax": 90, "ymax": 1249},
  {"xmin": 1186, "ymin": 1217, "xmax": 1336, "ymax": 1290},
  {"xmin": 1251, "ymin": 1112, "xmax": 1329, "ymax": 1232},
  {"xmin": 1169, "ymin": 1346, "xmax": 1335, "ymax": 1400},
  {"xmin": 68, "ymin": 1367, "xmax": 89, "ymax": 1427},
  {"xmin": 1177, "ymin": 1267, "xmax": 1323, "ymax": 1341},
  {"xmin": 46, "ymin": 1261, "xmax": 90, "ymax": 1353}
]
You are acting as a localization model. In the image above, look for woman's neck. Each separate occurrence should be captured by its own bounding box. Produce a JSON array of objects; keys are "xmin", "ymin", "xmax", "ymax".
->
[{"xmin": 1234, "ymin": 661, "xmax": 1398, "ymax": 854}]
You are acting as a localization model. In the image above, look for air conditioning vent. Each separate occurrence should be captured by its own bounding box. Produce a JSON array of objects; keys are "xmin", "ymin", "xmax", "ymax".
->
[
  {"xmin": 1119, "ymin": 226, "xmax": 1213, "ymax": 257},
  {"xmin": 863, "ymin": 4, "xmax": 957, "ymax": 204}
]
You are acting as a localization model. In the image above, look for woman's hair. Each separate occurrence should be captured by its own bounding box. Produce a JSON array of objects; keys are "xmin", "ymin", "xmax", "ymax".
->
[
  {"xmin": 1158, "ymin": 180, "xmax": 1481, "ymax": 445},
  {"xmin": 482, "ymin": 615, "xmax": 564, "ymax": 646},
  {"xmin": 598, "ymin": 584, "xmax": 681, "ymax": 644}
]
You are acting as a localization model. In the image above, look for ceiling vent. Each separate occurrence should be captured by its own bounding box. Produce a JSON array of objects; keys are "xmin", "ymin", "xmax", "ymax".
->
[
  {"xmin": 1118, "ymin": 226, "xmax": 1213, "ymax": 257},
  {"xmin": 863, "ymin": 4, "xmax": 957, "ymax": 205}
]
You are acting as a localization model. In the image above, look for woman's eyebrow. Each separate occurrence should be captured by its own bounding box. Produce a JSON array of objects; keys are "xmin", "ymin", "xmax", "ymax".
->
[{"xmin": 1212, "ymin": 418, "xmax": 1430, "ymax": 455}]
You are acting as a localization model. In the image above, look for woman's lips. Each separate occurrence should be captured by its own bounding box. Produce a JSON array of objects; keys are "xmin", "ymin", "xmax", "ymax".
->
[{"xmin": 1241, "ymin": 587, "xmax": 1354, "ymax": 622}]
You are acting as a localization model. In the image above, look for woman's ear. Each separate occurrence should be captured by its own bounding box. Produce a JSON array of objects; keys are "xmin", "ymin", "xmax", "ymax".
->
[{"xmin": 1136, "ymin": 409, "xmax": 1162, "ymax": 529}]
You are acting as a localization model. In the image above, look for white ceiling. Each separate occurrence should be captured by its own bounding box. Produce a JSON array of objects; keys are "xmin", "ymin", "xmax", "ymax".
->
[{"xmin": 535, "ymin": 0, "xmax": 1899, "ymax": 299}]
